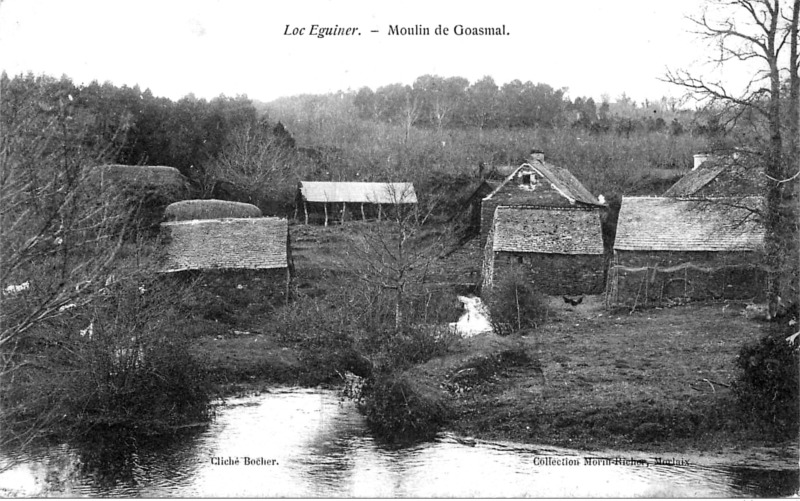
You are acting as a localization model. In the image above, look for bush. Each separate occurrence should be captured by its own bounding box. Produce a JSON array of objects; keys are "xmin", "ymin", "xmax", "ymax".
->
[
  {"xmin": 484, "ymin": 265, "xmax": 550, "ymax": 335},
  {"xmin": 1, "ymin": 277, "xmax": 214, "ymax": 439},
  {"xmin": 364, "ymin": 325, "xmax": 458, "ymax": 371},
  {"xmin": 71, "ymin": 327, "xmax": 212, "ymax": 432},
  {"xmin": 733, "ymin": 328, "xmax": 799, "ymax": 436},
  {"xmin": 359, "ymin": 372, "xmax": 450, "ymax": 443}
]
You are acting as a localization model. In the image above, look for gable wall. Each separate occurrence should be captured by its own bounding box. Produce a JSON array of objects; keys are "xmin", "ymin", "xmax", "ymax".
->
[{"xmin": 479, "ymin": 168, "xmax": 580, "ymax": 247}]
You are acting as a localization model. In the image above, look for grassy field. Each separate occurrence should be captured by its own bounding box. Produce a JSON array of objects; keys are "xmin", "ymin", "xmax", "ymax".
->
[{"xmin": 429, "ymin": 298, "xmax": 780, "ymax": 451}]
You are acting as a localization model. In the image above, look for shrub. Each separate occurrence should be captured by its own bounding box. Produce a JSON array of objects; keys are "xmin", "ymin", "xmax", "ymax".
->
[
  {"xmin": 71, "ymin": 326, "xmax": 212, "ymax": 432},
  {"xmin": 359, "ymin": 372, "xmax": 450, "ymax": 443},
  {"xmin": 363, "ymin": 325, "xmax": 458, "ymax": 371},
  {"xmin": 265, "ymin": 295, "xmax": 370, "ymax": 384},
  {"xmin": 483, "ymin": 265, "xmax": 550, "ymax": 335},
  {"xmin": 732, "ymin": 327, "xmax": 799, "ymax": 436},
  {"xmin": 0, "ymin": 277, "xmax": 214, "ymax": 439}
]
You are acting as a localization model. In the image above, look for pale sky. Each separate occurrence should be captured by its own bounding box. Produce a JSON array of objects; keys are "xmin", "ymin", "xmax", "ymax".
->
[{"xmin": 0, "ymin": 0, "xmax": 753, "ymax": 104}]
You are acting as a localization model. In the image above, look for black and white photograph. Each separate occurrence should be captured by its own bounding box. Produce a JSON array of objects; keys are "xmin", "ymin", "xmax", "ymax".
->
[{"xmin": 0, "ymin": 0, "xmax": 798, "ymax": 497}]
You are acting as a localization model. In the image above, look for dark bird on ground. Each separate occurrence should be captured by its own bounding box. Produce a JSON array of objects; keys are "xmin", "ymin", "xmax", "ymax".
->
[{"xmin": 563, "ymin": 295, "xmax": 584, "ymax": 306}]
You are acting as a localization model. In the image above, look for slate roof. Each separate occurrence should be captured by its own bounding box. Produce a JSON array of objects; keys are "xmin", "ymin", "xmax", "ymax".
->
[
  {"xmin": 485, "ymin": 161, "xmax": 603, "ymax": 207},
  {"xmin": 160, "ymin": 217, "xmax": 288, "ymax": 272},
  {"xmin": 299, "ymin": 182, "xmax": 417, "ymax": 204},
  {"xmin": 663, "ymin": 154, "xmax": 765, "ymax": 197},
  {"xmin": 614, "ymin": 197, "xmax": 765, "ymax": 252},
  {"xmin": 492, "ymin": 206, "xmax": 604, "ymax": 255}
]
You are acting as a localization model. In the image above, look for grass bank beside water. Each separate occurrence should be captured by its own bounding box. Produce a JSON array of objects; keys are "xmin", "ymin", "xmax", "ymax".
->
[{"xmin": 190, "ymin": 284, "xmax": 797, "ymax": 455}]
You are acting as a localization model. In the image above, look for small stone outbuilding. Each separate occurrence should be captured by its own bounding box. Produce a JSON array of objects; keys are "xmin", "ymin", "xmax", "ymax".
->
[
  {"xmin": 160, "ymin": 217, "xmax": 292, "ymax": 302},
  {"xmin": 606, "ymin": 196, "xmax": 766, "ymax": 307},
  {"xmin": 483, "ymin": 206, "xmax": 605, "ymax": 295},
  {"xmin": 480, "ymin": 150, "xmax": 606, "ymax": 295}
]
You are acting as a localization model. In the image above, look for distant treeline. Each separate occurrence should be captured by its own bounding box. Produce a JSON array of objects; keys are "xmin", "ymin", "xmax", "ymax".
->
[
  {"xmin": 270, "ymin": 75, "xmax": 724, "ymax": 137},
  {"xmin": 1, "ymin": 71, "xmax": 712, "ymax": 214},
  {"xmin": 1, "ymin": 72, "xmax": 271, "ymax": 180}
]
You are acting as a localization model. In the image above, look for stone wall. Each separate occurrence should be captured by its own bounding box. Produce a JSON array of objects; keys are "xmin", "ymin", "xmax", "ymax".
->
[
  {"xmin": 166, "ymin": 268, "xmax": 292, "ymax": 307},
  {"xmin": 480, "ymin": 198, "xmax": 501, "ymax": 248},
  {"xmin": 427, "ymin": 238, "xmax": 483, "ymax": 288},
  {"xmin": 606, "ymin": 250, "xmax": 766, "ymax": 307},
  {"xmin": 492, "ymin": 252, "xmax": 605, "ymax": 296}
]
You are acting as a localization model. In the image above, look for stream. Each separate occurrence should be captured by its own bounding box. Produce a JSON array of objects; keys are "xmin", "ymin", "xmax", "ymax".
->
[{"xmin": 0, "ymin": 388, "xmax": 797, "ymax": 497}]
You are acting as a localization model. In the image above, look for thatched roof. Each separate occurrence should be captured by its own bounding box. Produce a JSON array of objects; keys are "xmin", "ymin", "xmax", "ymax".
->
[
  {"xmin": 484, "ymin": 162, "xmax": 603, "ymax": 207},
  {"xmin": 491, "ymin": 206, "xmax": 604, "ymax": 255},
  {"xmin": 614, "ymin": 197, "xmax": 765, "ymax": 252},
  {"xmin": 164, "ymin": 200, "xmax": 262, "ymax": 222},
  {"xmin": 663, "ymin": 154, "xmax": 766, "ymax": 197},
  {"xmin": 160, "ymin": 217, "xmax": 288, "ymax": 272},
  {"xmin": 299, "ymin": 182, "xmax": 417, "ymax": 204},
  {"xmin": 89, "ymin": 164, "xmax": 188, "ymax": 188}
]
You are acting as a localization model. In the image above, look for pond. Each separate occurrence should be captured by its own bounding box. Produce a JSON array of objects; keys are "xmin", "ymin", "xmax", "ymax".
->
[{"xmin": 0, "ymin": 388, "xmax": 797, "ymax": 497}]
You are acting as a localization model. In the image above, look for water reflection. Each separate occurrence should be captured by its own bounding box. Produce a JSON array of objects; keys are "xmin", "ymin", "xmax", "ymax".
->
[
  {"xmin": 0, "ymin": 388, "xmax": 797, "ymax": 497},
  {"xmin": 727, "ymin": 466, "xmax": 800, "ymax": 497}
]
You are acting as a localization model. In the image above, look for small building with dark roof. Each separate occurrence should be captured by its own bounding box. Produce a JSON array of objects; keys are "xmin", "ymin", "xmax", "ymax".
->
[
  {"xmin": 606, "ymin": 196, "xmax": 766, "ymax": 307},
  {"xmin": 480, "ymin": 150, "xmax": 606, "ymax": 295},
  {"xmin": 296, "ymin": 181, "xmax": 417, "ymax": 225},
  {"xmin": 160, "ymin": 217, "xmax": 292, "ymax": 303},
  {"xmin": 663, "ymin": 151, "xmax": 765, "ymax": 198}
]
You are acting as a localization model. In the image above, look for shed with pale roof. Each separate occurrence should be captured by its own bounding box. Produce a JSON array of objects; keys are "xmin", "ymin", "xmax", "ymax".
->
[
  {"xmin": 606, "ymin": 196, "xmax": 767, "ymax": 307},
  {"xmin": 296, "ymin": 181, "xmax": 417, "ymax": 225}
]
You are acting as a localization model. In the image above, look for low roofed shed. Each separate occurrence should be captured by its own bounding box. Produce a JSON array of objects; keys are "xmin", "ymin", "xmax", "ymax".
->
[
  {"xmin": 297, "ymin": 181, "xmax": 417, "ymax": 225},
  {"xmin": 160, "ymin": 217, "xmax": 288, "ymax": 272}
]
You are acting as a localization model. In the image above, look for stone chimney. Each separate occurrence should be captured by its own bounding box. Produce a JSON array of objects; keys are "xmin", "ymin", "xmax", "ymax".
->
[
  {"xmin": 693, "ymin": 153, "xmax": 709, "ymax": 170},
  {"xmin": 530, "ymin": 149, "xmax": 545, "ymax": 164}
]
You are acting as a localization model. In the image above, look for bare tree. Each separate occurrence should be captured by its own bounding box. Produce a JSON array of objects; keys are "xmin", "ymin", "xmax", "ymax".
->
[
  {"xmin": 342, "ymin": 185, "xmax": 446, "ymax": 330},
  {"xmin": 210, "ymin": 124, "xmax": 294, "ymax": 191},
  {"xmin": 0, "ymin": 75, "xmax": 135, "ymax": 451},
  {"xmin": 665, "ymin": 0, "xmax": 800, "ymax": 317}
]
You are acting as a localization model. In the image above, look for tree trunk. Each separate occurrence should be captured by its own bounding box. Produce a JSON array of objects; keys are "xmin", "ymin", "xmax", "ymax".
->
[{"xmin": 765, "ymin": 7, "xmax": 784, "ymax": 319}]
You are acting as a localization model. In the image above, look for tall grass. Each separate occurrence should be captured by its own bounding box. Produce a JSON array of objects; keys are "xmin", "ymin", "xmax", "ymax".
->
[{"xmin": 274, "ymin": 111, "xmax": 707, "ymax": 200}]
